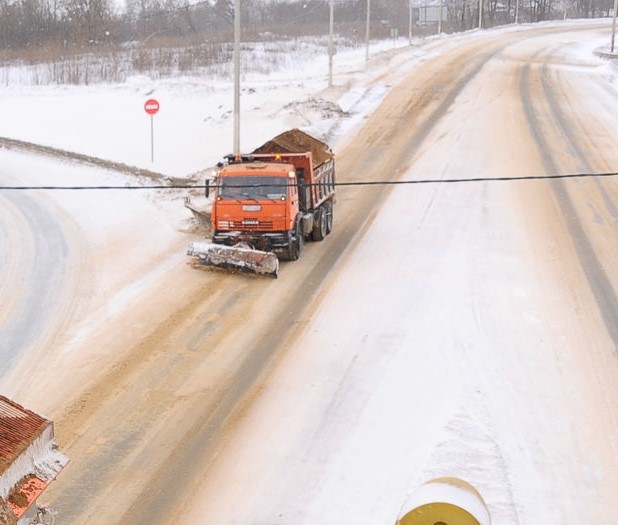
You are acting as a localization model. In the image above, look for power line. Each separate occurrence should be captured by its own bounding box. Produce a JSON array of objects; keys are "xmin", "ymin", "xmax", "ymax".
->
[{"xmin": 1, "ymin": 171, "xmax": 617, "ymax": 191}]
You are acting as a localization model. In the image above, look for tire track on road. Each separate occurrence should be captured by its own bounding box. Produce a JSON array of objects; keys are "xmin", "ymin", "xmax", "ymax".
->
[
  {"xmin": 45, "ymin": 24, "xmax": 602, "ymax": 525},
  {"xmin": 520, "ymin": 42, "xmax": 618, "ymax": 504},
  {"xmin": 47, "ymin": 38, "xmax": 504, "ymax": 525},
  {"xmin": 114, "ymin": 33, "xmax": 534, "ymax": 525},
  {"xmin": 520, "ymin": 50, "xmax": 618, "ymax": 346}
]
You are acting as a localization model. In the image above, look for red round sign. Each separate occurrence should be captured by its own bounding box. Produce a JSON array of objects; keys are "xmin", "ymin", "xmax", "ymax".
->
[{"xmin": 144, "ymin": 98, "xmax": 160, "ymax": 115}]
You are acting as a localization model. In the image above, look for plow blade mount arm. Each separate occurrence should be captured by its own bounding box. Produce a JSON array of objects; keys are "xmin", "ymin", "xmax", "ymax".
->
[{"xmin": 187, "ymin": 242, "xmax": 279, "ymax": 278}]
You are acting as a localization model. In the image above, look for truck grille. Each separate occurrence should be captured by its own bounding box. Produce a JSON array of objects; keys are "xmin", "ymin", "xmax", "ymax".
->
[{"xmin": 218, "ymin": 220, "xmax": 274, "ymax": 230}]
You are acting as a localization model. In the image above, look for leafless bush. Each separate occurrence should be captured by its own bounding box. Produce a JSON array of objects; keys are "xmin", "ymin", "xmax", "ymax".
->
[
  {"xmin": 0, "ymin": 35, "xmax": 361, "ymax": 86},
  {"xmin": 0, "ymin": 0, "xmax": 611, "ymax": 86}
]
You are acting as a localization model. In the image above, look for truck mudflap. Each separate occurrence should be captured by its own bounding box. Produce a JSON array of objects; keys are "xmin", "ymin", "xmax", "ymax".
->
[{"xmin": 187, "ymin": 241, "xmax": 279, "ymax": 277}]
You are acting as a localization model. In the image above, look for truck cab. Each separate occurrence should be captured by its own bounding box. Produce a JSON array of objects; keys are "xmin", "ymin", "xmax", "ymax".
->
[{"xmin": 211, "ymin": 160, "xmax": 304, "ymax": 259}]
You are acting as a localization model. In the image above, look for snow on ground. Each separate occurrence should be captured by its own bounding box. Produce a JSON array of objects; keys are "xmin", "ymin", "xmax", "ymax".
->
[
  {"xmin": 0, "ymin": 37, "xmax": 429, "ymax": 178},
  {"xmin": 0, "ymin": 19, "xmax": 610, "ymax": 179},
  {"xmin": 0, "ymin": 17, "xmax": 617, "ymax": 524},
  {"xmin": 0, "ymin": 33, "xmax": 443, "ymax": 390},
  {"xmin": 178, "ymin": 21, "xmax": 618, "ymax": 525}
]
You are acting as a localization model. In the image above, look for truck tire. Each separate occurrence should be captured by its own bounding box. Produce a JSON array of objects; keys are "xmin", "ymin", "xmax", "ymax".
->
[
  {"xmin": 287, "ymin": 221, "xmax": 303, "ymax": 261},
  {"xmin": 324, "ymin": 201, "xmax": 333, "ymax": 235},
  {"xmin": 311, "ymin": 207, "xmax": 327, "ymax": 242}
]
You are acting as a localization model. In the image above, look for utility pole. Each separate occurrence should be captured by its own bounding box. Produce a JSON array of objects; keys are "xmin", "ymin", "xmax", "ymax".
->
[
  {"xmin": 233, "ymin": 0, "xmax": 241, "ymax": 157},
  {"xmin": 610, "ymin": 0, "xmax": 618, "ymax": 53},
  {"xmin": 328, "ymin": 0, "xmax": 334, "ymax": 87},
  {"xmin": 409, "ymin": 0, "xmax": 413, "ymax": 45},
  {"xmin": 478, "ymin": 0, "xmax": 483, "ymax": 28},
  {"xmin": 515, "ymin": 0, "xmax": 519, "ymax": 23},
  {"xmin": 365, "ymin": 0, "xmax": 371, "ymax": 62}
]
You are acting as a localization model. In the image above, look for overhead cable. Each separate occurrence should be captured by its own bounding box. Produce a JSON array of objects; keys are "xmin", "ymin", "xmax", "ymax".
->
[{"xmin": 1, "ymin": 170, "xmax": 617, "ymax": 191}]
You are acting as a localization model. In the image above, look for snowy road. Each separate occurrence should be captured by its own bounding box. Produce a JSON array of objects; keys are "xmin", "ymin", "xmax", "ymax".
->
[
  {"xmin": 178, "ymin": 23, "xmax": 618, "ymax": 524},
  {"xmin": 0, "ymin": 171, "xmax": 74, "ymax": 377},
  {"xmin": 2, "ymin": 21, "xmax": 616, "ymax": 525}
]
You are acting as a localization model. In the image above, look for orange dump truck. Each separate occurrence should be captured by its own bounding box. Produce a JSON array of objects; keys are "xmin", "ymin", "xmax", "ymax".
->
[{"xmin": 187, "ymin": 129, "xmax": 335, "ymax": 277}]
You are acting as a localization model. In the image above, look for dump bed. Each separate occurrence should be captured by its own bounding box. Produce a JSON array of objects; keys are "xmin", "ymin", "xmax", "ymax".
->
[
  {"xmin": 251, "ymin": 129, "xmax": 335, "ymax": 211},
  {"xmin": 252, "ymin": 129, "xmax": 334, "ymax": 168}
]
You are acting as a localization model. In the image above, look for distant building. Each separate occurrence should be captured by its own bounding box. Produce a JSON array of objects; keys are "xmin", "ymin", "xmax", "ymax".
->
[{"xmin": 0, "ymin": 396, "xmax": 68, "ymax": 525}]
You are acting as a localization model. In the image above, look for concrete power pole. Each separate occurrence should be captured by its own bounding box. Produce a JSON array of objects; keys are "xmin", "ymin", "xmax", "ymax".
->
[
  {"xmin": 409, "ymin": 0, "xmax": 413, "ymax": 44},
  {"xmin": 478, "ymin": 0, "xmax": 483, "ymax": 28},
  {"xmin": 233, "ymin": 0, "xmax": 241, "ymax": 157},
  {"xmin": 329, "ymin": 0, "xmax": 334, "ymax": 87},
  {"xmin": 610, "ymin": 0, "xmax": 618, "ymax": 53},
  {"xmin": 365, "ymin": 0, "xmax": 371, "ymax": 62}
]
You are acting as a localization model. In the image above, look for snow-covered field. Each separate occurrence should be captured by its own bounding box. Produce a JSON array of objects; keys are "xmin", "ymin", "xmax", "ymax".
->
[
  {"xmin": 0, "ymin": 37, "xmax": 420, "ymax": 178},
  {"xmin": 0, "ymin": 20, "xmax": 611, "ymax": 179},
  {"xmin": 0, "ymin": 20, "xmax": 614, "ymax": 177},
  {"xmin": 1, "ymin": 17, "xmax": 618, "ymax": 525}
]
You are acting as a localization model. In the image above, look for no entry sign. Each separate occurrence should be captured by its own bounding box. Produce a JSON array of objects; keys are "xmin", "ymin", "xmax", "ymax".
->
[
  {"xmin": 144, "ymin": 98, "xmax": 160, "ymax": 162},
  {"xmin": 144, "ymin": 98, "xmax": 160, "ymax": 115}
]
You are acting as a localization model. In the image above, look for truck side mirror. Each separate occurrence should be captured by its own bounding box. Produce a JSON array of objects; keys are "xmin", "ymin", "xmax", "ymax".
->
[{"xmin": 205, "ymin": 178, "xmax": 210, "ymax": 199}]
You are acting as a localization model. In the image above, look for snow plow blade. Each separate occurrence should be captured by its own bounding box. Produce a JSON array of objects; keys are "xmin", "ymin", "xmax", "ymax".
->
[{"xmin": 187, "ymin": 242, "xmax": 279, "ymax": 277}]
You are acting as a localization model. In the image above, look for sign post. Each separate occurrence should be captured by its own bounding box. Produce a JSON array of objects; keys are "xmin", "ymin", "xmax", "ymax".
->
[{"xmin": 144, "ymin": 98, "xmax": 160, "ymax": 163}]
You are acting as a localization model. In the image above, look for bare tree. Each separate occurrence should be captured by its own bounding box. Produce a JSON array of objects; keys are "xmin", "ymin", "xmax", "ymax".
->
[{"xmin": 63, "ymin": 0, "xmax": 114, "ymax": 43}]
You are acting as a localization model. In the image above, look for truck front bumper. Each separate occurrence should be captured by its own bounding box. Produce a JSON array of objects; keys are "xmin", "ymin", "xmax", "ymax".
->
[{"xmin": 213, "ymin": 230, "xmax": 293, "ymax": 254}]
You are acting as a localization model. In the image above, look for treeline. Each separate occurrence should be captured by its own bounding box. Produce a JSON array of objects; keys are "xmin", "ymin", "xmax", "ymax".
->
[{"xmin": 0, "ymin": 0, "xmax": 614, "ymax": 51}]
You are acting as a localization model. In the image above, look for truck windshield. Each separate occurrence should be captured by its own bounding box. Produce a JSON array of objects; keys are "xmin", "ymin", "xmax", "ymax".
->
[{"xmin": 219, "ymin": 176, "xmax": 288, "ymax": 201}]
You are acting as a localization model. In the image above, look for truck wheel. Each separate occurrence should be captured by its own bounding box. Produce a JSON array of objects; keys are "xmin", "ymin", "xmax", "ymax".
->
[
  {"xmin": 324, "ymin": 201, "xmax": 333, "ymax": 234},
  {"xmin": 287, "ymin": 222, "xmax": 303, "ymax": 261},
  {"xmin": 311, "ymin": 207, "xmax": 327, "ymax": 242}
]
